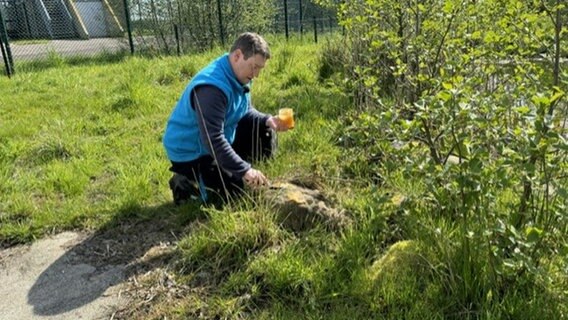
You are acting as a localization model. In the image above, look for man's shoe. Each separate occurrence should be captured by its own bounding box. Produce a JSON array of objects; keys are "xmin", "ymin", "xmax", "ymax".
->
[{"xmin": 169, "ymin": 173, "xmax": 199, "ymax": 205}]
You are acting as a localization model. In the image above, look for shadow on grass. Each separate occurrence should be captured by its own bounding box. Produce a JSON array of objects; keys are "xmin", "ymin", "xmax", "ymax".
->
[
  {"xmin": 15, "ymin": 51, "xmax": 130, "ymax": 74},
  {"xmin": 26, "ymin": 200, "xmax": 204, "ymax": 317}
]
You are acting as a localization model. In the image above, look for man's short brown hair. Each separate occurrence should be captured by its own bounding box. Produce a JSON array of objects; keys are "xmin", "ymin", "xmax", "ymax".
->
[{"xmin": 230, "ymin": 32, "xmax": 271, "ymax": 60}]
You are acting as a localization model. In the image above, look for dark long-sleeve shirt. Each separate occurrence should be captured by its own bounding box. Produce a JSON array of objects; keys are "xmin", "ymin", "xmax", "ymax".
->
[{"xmin": 191, "ymin": 85, "xmax": 270, "ymax": 179}]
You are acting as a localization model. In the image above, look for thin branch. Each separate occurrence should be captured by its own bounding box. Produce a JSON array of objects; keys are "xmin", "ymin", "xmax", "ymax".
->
[{"xmin": 431, "ymin": 6, "xmax": 460, "ymax": 78}]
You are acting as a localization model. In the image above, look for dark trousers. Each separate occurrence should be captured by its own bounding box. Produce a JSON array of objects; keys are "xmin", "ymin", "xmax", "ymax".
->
[{"xmin": 169, "ymin": 114, "xmax": 276, "ymax": 204}]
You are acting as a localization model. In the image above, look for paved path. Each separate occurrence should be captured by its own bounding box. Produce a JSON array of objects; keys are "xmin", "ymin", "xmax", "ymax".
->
[
  {"xmin": 0, "ymin": 212, "xmax": 178, "ymax": 320},
  {"xmin": 6, "ymin": 38, "xmax": 129, "ymax": 61},
  {"xmin": 0, "ymin": 232, "xmax": 127, "ymax": 320}
]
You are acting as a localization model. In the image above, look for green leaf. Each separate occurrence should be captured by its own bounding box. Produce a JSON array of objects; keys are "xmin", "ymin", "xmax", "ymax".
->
[
  {"xmin": 525, "ymin": 227, "xmax": 543, "ymax": 243},
  {"xmin": 468, "ymin": 157, "xmax": 482, "ymax": 174},
  {"xmin": 470, "ymin": 31, "xmax": 482, "ymax": 40},
  {"xmin": 550, "ymin": 91, "xmax": 565, "ymax": 104},
  {"xmin": 437, "ymin": 91, "xmax": 452, "ymax": 102},
  {"xmin": 515, "ymin": 106, "xmax": 531, "ymax": 115},
  {"xmin": 443, "ymin": 1, "xmax": 455, "ymax": 13},
  {"xmin": 531, "ymin": 95, "xmax": 550, "ymax": 107},
  {"xmin": 554, "ymin": 141, "xmax": 568, "ymax": 151}
]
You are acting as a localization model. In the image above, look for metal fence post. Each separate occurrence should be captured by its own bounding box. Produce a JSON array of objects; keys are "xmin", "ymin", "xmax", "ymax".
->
[
  {"xmin": 0, "ymin": 37, "xmax": 11, "ymax": 77},
  {"xmin": 123, "ymin": 0, "xmax": 134, "ymax": 54},
  {"xmin": 298, "ymin": 0, "xmax": 303, "ymax": 36},
  {"xmin": 284, "ymin": 0, "xmax": 289, "ymax": 40},
  {"xmin": 216, "ymin": 0, "xmax": 224, "ymax": 46},
  {"xmin": 174, "ymin": 24, "xmax": 180, "ymax": 56},
  {"xmin": 313, "ymin": 16, "xmax": 317, "ymax": 43},
  {"xmin": 0, "ymin": 6, "xmax": 13, "ymax": 77}
]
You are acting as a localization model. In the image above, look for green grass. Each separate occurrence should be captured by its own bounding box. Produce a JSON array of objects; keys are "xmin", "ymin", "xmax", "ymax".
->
[
  {"xmin": 10, "ymin": 39, "xmax": 50, "ymax": 45},
  {"xmin": 1, "ymin": 36, "xmax": 566, "ymax": 319}
]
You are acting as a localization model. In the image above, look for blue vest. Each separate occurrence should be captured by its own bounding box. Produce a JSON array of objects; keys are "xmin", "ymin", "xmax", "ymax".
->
[{"xmin": 163, "ymin": 54, "xmax": 250, "ymax": 162}]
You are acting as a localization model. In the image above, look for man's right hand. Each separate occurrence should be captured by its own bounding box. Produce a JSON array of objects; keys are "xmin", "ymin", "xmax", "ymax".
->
[{"xmin": 243, "ymin": 168, "xmax": 268, "ymax": 187}]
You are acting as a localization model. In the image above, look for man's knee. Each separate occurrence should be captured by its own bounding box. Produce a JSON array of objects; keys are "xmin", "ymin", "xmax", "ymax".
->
[{"xmin": 199, "ymin": 159, "xmax": 245, "ymax": 201}]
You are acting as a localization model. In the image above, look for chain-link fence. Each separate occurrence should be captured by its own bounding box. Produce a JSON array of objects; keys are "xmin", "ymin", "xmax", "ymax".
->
[
  {"xmin": 0, "ymin": 0, "xmax": 340, "ymax": 77},
  {"xmin": 0, "ymin": 0, "xmax": 129, "ymax": 74}
]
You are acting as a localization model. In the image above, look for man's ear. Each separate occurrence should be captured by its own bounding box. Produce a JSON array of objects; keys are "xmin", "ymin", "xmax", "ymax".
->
[{"xmin": 232, "ymin": 49, "xmax": 242, "ymax": 61}]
